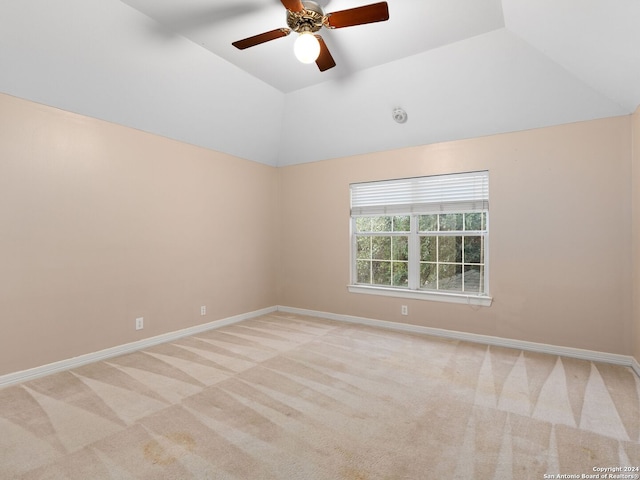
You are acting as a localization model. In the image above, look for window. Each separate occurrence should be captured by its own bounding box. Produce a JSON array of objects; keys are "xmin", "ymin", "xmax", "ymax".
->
[{"xmin": 349, "ymin": 171, "xmax": 491, "ymax": 306}]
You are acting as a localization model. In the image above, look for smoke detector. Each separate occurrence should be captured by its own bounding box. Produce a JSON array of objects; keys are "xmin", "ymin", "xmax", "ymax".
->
[{"xmin": 392, "ymin": 107, "xmax": 408, "ymax": 124}]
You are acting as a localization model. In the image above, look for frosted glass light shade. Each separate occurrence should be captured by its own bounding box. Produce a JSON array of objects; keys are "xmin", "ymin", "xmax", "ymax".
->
[{"xmin": 294, "ymin": 32, "xmax": 320, "ymax": 64}]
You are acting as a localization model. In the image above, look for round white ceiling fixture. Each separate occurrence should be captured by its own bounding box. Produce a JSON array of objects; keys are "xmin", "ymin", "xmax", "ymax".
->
[{"xmin": 392, "ymin": 107, "xmax": 408, "ymax": 124}]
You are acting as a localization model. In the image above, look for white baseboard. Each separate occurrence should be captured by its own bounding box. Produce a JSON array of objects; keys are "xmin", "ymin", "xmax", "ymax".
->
[
  {"xmin": 0, "ymin": 306, "xmax": 277, "ymax": 389},
  {"xmin": 277, "ymin": 305, "xmax": 639, "ymax": 374}
]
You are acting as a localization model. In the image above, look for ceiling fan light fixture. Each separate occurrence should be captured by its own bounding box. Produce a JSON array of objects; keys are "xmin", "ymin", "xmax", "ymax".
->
[
  {"xmin": 232, "ymin": 1, "xmax": 389, "ymax": 72},
  {"xmin": 294, "ymin": 31, "xmax": 320, "ymax": 64}
]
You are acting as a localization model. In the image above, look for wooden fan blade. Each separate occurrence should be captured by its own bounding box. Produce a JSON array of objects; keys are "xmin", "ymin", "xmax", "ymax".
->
[
  {"xmin": 325, "ymin": 2, "xmax": 389, "ymax": 29},
  {"xmin": 315, "ymin": 35, "xmax": 336, "ymax": 72},
  {"xmin": 280, "ymin": 0, "xmax": 305, "ymax": 13},
  {"xmin": 232, "ymin": 28, "xmax": 291, "ymax": 49}
]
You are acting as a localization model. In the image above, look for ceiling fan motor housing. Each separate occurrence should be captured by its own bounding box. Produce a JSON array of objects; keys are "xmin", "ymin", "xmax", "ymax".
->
[{"xmin": 287, "ymin": 1, "xmax": 325, "ymax": 33}]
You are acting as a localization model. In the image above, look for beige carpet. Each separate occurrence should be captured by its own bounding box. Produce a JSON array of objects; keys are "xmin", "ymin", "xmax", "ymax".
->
[{"xmin": 1, "ymin": 312, "xmax": 639, "ymax": 479}]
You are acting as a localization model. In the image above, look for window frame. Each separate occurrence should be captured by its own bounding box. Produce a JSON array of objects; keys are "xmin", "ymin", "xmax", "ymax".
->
[
  {"xmin": 416, "ymin": 211, "xmax": 487, "ymax": 294},
  {"xmin": 348, "ymin": 172, "xmax": 492, "ymax": 307}
]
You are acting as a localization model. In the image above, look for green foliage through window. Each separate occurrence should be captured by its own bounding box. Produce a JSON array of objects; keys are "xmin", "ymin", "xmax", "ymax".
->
[
  {"xmin": 419, "ymin": 212, "xmax": 486, "ymax": 293},
  {"xmin": 354, "ymin": 212, "xmax": 487, "ymax": 294}
]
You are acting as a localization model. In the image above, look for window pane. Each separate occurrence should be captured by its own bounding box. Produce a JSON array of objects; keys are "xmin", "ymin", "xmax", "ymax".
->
[
  {"xmin": 392, "ymin": 262, "xmax": 408, "ymax": 287},
  {"xmin": 393, "ymin": 215, "xmax": 410, "ymax": 232},
  {"xmin": 439, "ymin": 213, "xmax": 463, "ymax": 231},
  {"xmin": 371, "ymin": 216, "xmax": 392, "ymax": 232},
  {"xmin": 356, "ymin": 260, "xmax": 371, "ymax": 284},
  {"xmin": 355, "ymin": 217, "xmax": 372, "ymax": 233},
  {"xmin": 464, "ymin": 236, "xmax": 483, "ymax": 264},
  {"xmin": 439, "ymin": 236, "xmax": 462, "ymax": 263},
  {"xmin": 371, "ymin": 236, "xmax": 391, "ymax": 260},
  {"xmin": 464, "ymin": 265, "xmax": 484, "ymax": 293},
  {"xmin": 420, "ymin": 263, "xmax": 437, "ymax": 289},
  {"xmin": 418, "ymin": 214, "xmax": 437, "ymax": 232},
  {"xmin": 356, "ymin": 236, "xmax": 371, "ymax": 259},
  {"xmin": 420, "ymin": 237, "xmax": 436, "ymax": 262},
  {"xmin": 439, "ymin": 264, "xmax": 463, "ymax": 291},
  {"xmin": 392, "ymin": 236, "xmax": 408, "ymax": 261},
  {"xmin": 372, "ymin": 261, "xmax": 391, "ymax": 285},
  {"xmin": 465, "ymin": 212, "xmax": 485, "ymax": 231}
]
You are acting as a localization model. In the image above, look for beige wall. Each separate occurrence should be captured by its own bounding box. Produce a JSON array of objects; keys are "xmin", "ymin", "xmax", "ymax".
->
[
  {"xmin": 279, "ymin": 117, "xmax": 633, "ymax": 355},
  {"xmin": 0, "ymin": 94, "xmax": 279, "ymax": 376},
  {"xmin": 632, "ymin": 106, "xmax": 640, "ymax": 365},
  {"xmin": 1, "ymin": 92, "xmax": 636, "ymax": 377}
]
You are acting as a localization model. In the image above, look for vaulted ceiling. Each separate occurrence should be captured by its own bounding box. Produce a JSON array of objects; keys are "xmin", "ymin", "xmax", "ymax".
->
[{"xmin": 1, "ymin": 0, "xmax": 639, "ymax": 166}]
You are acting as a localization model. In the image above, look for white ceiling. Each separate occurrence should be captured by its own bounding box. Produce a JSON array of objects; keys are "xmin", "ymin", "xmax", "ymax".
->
[{"xmin": 1, "ymin": 0, "xmax": 639, "ymax": 166}]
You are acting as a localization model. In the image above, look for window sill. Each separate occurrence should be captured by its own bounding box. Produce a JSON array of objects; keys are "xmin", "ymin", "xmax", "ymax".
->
[{"xmin": 347, "ymin": 285, "xmax": 493, "ymax": 307}]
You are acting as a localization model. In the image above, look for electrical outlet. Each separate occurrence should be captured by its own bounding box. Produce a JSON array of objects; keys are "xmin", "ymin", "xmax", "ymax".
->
[
  {"xmin": 401, "ymin": 305, "xmax": 408, "ymax": 316},
  {"xmin": 200, "ymin": 306, "xmax": 206, "ymax": 316},
  {"xmin": 135, "ymin": 317, "xmax": 144, "ymax": 330}
]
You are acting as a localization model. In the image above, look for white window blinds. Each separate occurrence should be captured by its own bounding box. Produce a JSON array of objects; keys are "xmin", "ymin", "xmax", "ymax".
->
[{"xmin": 350, "ymin": 171, "xmax": 489, "ymax": 216}]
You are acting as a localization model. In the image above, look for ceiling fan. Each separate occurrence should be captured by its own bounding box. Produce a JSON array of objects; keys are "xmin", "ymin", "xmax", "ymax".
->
[{"xmin": 232, "ymin": 0, "xmax": 389, "ymax": 72}]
